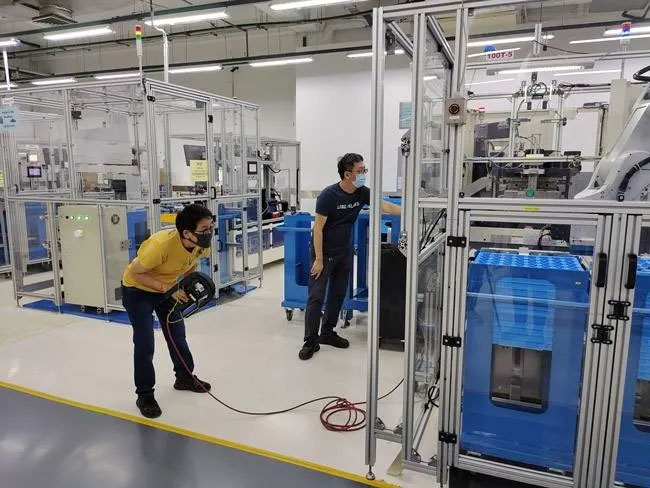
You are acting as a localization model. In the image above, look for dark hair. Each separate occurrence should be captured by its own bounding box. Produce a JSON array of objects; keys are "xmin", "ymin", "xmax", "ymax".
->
[
  {"xmin": 175, "ymin": 203, "xmax": 214, "ymax": 235},
  {"xmin": 337, "ymin": 153, "xmax": 364, "ymax": 180}
]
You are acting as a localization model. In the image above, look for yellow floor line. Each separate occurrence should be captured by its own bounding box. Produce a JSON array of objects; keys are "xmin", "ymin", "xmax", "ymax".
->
[{"xmin": 0, "ymin": 380, "xmax": 399, "ymax": 488}]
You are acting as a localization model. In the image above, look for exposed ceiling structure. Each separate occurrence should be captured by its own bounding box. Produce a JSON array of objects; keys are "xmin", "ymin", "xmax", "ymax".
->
[{"xmin": 0, "ymin": 0, "xmax": 648, "ymax": 82}]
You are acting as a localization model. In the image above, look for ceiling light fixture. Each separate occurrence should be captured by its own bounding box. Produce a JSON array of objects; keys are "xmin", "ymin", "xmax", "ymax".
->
[
  {"xmin": 497, "ymin": 65, "xmax": 584, "ymax": 74},
  {"xmin": 0, "ymin": 38, "xmax": 20, "ymax": 48},
  {"xmin": 145, "ymin": 11, "xmax": 228, "ymax": 27},
  {"xmin": 605, "ymin": 25, "xmax": 650, "ymax": 36},
  {"xmin": 168, "ymin": 65, "xmax": 222, "ymax": 74},
  {"xmin": 270, "ymin": 0, "xmax": 367, "ymax": 11},
  {"xmin": 468, "ymin": 34, "xmax": 554, "ymax": 48},
  {"xmin": 424, "ymin": 75, "xmax": 438, "ymax": 80},
  {"xmin": 553, "ymin": 69, "xmax": 621, "ymax": 77},
  {"xmin": 467, "ymin": 47, "xmax": 521, "ymax": 58},
  {"xmin": 94, "ymin": 72, "xmax": 141, "ymax": 80},
  {"xmin": 31, "ymin": 78, "xmax": 76, "ymax": 86},
  {"xmin": 465, "ymin": 78, "xmax": 514, "ymax": 86},
  {"xmin": 250, "ymin": 57, "xmax": 313, "ymax": 67},
  {"xmin": 43, "ymin": 26, "xmax": 113, "ymax": 41},
  {"xmin": 347, "ymin": 49, "xmax": 405, "ymax": 58},
  {"xmin": 570, "ymin": 33, "xmax": 650, "ymax": 44}
]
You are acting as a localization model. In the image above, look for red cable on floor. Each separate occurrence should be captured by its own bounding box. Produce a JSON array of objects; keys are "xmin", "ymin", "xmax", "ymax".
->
[{"xmin": 165, "ymin": 305, "xmax": 403, "ymax": 432}]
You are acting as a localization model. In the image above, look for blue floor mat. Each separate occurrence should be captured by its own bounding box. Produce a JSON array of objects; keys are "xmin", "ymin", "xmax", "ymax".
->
[{"xmin": 23, "ymin": 299, "xmax": 217, "ymax": 329}]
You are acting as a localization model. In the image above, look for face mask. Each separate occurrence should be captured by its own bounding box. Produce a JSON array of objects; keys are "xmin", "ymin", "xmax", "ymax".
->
[
  {"xmin": 192, "ymin": 231, "xmax": 212, "ymax": 249},
  {"xmin": 353, "ymin": 173, "xmax": 367, "ymax": 189}
]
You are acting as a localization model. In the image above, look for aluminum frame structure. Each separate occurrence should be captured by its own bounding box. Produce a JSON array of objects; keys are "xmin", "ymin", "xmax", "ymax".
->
[
  {"xmin": 367, "ymin": 1, "xmax": 650, "ymax": 486},
  {"xmin": 0, "ymin": 77, "xmax": 262, "ymax": 312}
]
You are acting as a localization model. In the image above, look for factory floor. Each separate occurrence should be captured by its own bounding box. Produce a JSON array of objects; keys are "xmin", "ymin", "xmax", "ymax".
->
[{"xmin": 0, "ymin": 263, "xmax": 436, "ymax": 488}]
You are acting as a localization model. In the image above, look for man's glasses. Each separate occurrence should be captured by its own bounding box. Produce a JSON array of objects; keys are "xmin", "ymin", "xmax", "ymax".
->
[{"xmin": 351, "ymin": 169, "xmax": 368, "ymax": 175}]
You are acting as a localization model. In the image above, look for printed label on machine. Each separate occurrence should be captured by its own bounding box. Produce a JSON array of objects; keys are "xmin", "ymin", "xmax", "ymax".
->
[
  {"xmin": 0, "ymin": 106, "xmax": 18, "ymax": 131},
  {"xmin": 189, "ymin": 159, "xmax": 208, "ymax": 182}
]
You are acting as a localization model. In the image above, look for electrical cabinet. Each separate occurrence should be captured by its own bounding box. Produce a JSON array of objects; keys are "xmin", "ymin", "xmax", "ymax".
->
[{"xmin": 58, "ymin": 205, "xmax": 129, "ymax": 309}]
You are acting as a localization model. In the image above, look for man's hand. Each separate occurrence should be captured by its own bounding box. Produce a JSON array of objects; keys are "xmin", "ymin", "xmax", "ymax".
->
[
  {"xmin": 311, "ymin": 258, "xmax": 324, "ymax": 279},
  {"xmin": 171, "ymin": 289, "xmax": 189, "ymax": 303}
]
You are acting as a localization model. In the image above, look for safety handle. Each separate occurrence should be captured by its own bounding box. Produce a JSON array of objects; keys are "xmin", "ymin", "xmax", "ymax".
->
[
  {"xmin": 596, "ymin": 252, "xmax": 608, "ymax": 288},
  {"xmin": 625, "ymin": 253, "xmax": 638, "ymax": 290},
  {"xmin": 210, "ymin": 186, "xmax": 217, "ymax": 200}
]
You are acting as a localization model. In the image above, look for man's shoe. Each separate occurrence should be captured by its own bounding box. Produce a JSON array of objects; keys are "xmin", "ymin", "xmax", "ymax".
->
[
  {"xmin": 174, "ymin": 375, "xmax": 212, "ymax": 393},
  {"xmin": 299, "ymin": 341, "xmax": 320, "ymax": 360},
  {"xmin": 319, "ymin": 331, "xmax": 350, "ymax": 349},
  {"xmin": 136, "ymin": 395, "xmax": 162, "ymax": 419}
]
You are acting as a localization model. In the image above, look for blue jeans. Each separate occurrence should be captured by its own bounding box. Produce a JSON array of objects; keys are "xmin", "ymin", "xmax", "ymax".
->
[{"xmin": 122, "ymin": 285, "xmax": 194, "ymax": 396}]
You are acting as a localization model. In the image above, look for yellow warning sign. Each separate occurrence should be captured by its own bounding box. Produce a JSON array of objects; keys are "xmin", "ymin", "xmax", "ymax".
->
[{"xmin": 189, "ymin": 160, "xmax": 208, "ymax": 183}]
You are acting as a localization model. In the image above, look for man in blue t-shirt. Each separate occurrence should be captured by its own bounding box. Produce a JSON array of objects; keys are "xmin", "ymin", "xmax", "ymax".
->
[{"xmin": 299, "ymin": 153, "xmax": 401, "ymax": 360}]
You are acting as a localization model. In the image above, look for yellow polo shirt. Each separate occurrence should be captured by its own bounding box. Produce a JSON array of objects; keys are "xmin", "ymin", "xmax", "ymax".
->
[{"xmin": 122, "ymin": 229, "xmax": 210, "ymax": 293}]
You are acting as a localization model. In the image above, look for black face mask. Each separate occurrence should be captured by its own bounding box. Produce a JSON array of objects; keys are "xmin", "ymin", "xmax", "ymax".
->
[{"xmin": 191, "ymin": 231, "xmax": 212, "ymax": 249}]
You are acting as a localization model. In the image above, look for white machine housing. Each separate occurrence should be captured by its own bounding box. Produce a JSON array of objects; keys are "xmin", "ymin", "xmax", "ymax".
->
[
  {"xmin": 58, "ymin": 205, "xmax": 130, "ymax": 309},
  {"xmin": 576, "ymin": 83, "xmax": 650, "ymax": 201}
]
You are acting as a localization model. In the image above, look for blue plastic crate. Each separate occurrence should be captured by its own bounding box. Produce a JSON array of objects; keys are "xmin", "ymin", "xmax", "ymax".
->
[{"xmin": 462, "ymin": 250, "xmax": 590, "ymax": 473}]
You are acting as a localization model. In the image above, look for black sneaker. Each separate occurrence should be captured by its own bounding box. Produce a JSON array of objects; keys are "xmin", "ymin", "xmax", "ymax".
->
[
  {"xmin": 174, "ymin": 375, "xmax": 212, "ymax": 393},
  {"xmin": 299, "ymin": 341, "xmax": 320, "ymax": 360},
  {"xmin": 136, "ymin": 395, "xmax": 162, "ymax": 419},
  {"xmin": 319, "ymin": 331, "xmax": 350, "ymax": 349}
]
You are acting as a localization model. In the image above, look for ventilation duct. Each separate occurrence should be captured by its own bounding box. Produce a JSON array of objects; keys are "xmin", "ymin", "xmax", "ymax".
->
[{"xmin": 32, "ymin": 3, "xmax": 76, "ymax": 25}]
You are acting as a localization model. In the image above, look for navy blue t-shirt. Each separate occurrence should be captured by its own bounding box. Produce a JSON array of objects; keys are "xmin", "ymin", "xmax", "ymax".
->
[{"xmin": 315, "ymin": 183, "xmax": 370, "ymax": 254}]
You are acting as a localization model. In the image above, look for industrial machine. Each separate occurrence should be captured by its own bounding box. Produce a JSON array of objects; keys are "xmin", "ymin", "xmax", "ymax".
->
[{"xmin": 58, "ymin": 205, "xmax": 130, "ymax": 310}]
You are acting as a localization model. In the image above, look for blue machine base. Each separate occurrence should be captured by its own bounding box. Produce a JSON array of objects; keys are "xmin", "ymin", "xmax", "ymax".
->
[
  {"xmin": 231, "ymin": 283, "xmax": 257, "ymax": 295},
  {"xmin": 23, "ymin": 299, "xmax": 218, "ymax": 329}
]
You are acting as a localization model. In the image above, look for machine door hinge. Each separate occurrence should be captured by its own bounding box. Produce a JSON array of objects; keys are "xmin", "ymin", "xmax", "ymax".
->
[
  {"xmin": 208, "ymin": 115, "xmax": 214, "ymax": 123},
  {"xmin": 147, "ymin": 95, "xmax": 155, "ymax": 102},
  {"xmin": 447, "ymin": 236, "xmax": 467, "ymax": 248},
  {"xmin": 213, "ymin": 264, "xmax": 219, "ymax": 272},
  {"xmin": 442, "ymin": 335, "xmax": 462, "ymax": 347},
  {"xmin": 590, "ymin": 323, "xmax": 614, "ymax": 345},
  {"xmin": 439, "ymin": 431, "xmax": 457, "ymax": 444},
  {"xmin": 607, "ymin": 300, "xmax": 631, "ymax": 321}
]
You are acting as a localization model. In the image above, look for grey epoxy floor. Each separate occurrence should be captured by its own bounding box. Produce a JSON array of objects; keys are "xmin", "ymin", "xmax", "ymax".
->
[{"xmin": 0, "ymin": 386, "xmax": 374, "ymax": 488}]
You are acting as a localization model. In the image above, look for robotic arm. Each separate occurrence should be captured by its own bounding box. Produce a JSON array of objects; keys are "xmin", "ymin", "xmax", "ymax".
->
[{"xmin": 575, "ymin": 65, "xmax": 650, "ymax": 201}]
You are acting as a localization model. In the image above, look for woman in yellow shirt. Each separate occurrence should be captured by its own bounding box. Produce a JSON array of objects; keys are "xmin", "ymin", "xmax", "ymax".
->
[{"xmin": 122, "ymin": 203, "xmax": 214, "ymax": 418}]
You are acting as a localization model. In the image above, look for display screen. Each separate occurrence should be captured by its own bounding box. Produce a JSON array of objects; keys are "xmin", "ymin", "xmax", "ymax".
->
[{"xmin": 27, "ymin": 166, "xmax": 42, "ymax": 178}]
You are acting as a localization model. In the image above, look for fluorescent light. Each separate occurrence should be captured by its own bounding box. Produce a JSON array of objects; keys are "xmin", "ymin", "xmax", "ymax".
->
[
  {"xmin": 270, "ymin": 0, "xmax": 366, "ymax": 10},
  {"xmin": 250, "ymin": 57, "xmax": 313, "ymax": 67},
  {"xmin": 424, "ymin": 75, "xmax": 438, "ymax": 81},
  {"xmin": 145, "ymin": 11, "xmax": 228, "ymax": 27},
  {"xmin": 347, "ymin": 49, "xmax": 404, "ymax": 58},
  {"xmin": 554, "ymin": 69, "xmax": 621, "ymax": 77},
  {"xmin": 605, "ymin": 25, "xmax": 650, "ymax": 36},
  {"xmin": 0, "ymin": 38, "xmax": 19, "ymax": 48},
  {"xmin": 43, "ymin": 26, "xmax": 113, "ymax": 41},
  {"xmin": 467, "ymin": 47, "xmax": 520, "ymax": 58},
  {"xmin": 468, "ymin": 34, "xmax": 554, "ymax": 48},
  {"xmin": 465, "ymin": 78, "xmax": 514, "ymax": 86},
  {"xmin": 571, "ymin": 33, "xmax": 650, "ymax": 44},
  {"xmin": 31, "ymin": 78, "xmax": 76, "ymax": 86},
  {"xmin": 94, "ymin": 72, "xmax": 141, "ymax": 80},
  {"xmin": 168, "ymin": 65, "xmax": 222, "ymax": 74},
  {"xmin": 498, "ymin": 65, "xmax": 584, "ymax": 75},
  {"xmin": 0, "ymin": 82, "xmax": 18, "ymax": 89}
]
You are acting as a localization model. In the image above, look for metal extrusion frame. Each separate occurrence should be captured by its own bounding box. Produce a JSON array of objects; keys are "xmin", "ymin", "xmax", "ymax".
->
[{"xmin": 0, "ymin": 76, "xmax": 262, "ymax": 308}]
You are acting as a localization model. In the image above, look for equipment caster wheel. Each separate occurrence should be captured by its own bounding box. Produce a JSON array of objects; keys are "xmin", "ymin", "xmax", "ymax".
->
[
  {"xmin": 342, "ymin": 320, "xmax": 351, "ymax": 328},
  {"xmin": 96, "ymin": 307, "xmax": 104, "ymax": 314},
  {"xmin": 286, "ymin": 309, "xmax": 293, "ymax": 321},
  {"xmin": 366, "ymin": 470, "xmax": 376, "ymax": 481}
]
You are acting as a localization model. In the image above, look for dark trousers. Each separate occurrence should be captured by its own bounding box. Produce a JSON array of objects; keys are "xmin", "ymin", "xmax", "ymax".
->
[
  {"xmin": 122, "ymin": 285, "xmax": 194, "ymax": 396},
  {"xmin": 304, "ymin": 249, "xmax": 353, "ymax": 342}
]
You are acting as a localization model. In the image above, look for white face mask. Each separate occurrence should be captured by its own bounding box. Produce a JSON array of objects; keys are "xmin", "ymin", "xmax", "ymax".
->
[{"xmin": 353, "ymin": 173, "xmax": 367, "ymax": 188}]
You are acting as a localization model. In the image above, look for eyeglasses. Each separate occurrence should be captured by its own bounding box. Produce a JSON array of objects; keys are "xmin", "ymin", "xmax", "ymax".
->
[{"xmin": 350, "ymin": 168, "xmax": 368, "ymax": 175}]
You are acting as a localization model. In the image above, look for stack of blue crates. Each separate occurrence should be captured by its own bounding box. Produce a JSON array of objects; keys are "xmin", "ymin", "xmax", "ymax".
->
[
  {"xmin": 617, "ymin": 258, "xmax": 650, "ymax": 486},
  {"xmin": 462, "ymin": 250, "xmax": 590, "ymax": 473}
]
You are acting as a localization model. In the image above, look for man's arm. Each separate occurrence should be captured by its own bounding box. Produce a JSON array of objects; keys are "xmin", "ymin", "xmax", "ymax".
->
[
  {"xmin": 311, "ymin": 213, "xmax": 327, "ymax": 279},
  {"xmin": 129, "ymin": 261, "xmax": 170, "ymax": 293},
  {"xmin": 381, "ymin": 201, "xmax": 401, "ymax": 216}
]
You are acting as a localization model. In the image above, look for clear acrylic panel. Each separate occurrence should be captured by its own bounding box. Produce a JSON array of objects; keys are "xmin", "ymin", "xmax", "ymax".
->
[
  {"xmin": 12, "ymin": 90, "xmax": 70, "ymax": 193},
  {"xmin": 153, "ymin": 93, "xmax": 208, "ymax": 198},
  {"xmin": 243, "ymin": 107, "xmax": 259, "ymax": 195},
  {"xmin": 215, "ymin": 103, "xmax": 243, "ymax": 196},
  {"xmin": 615, "ymin": 221, "xmax": 650, "ymax": 486},
  {"xmin": 103, "ymin": 204, "xmax": 151, "ymax": 309},
  {"xmin": 242, "ymin": 196, "xmax": 262, "ymax": 277},
  {"xmin": 10, "ymin": 200, "xmax": 55, "ymax": 298},
  {"xmin": 216, "ymin": 201, "xmax": 246, "ymax": 286},
  {"xmin": 460, "ymin": 215, "xmax": 597, "ymax": 476},
  {"xmin": 67, "ymin": 85, "xmax": 148, "ymax": 201}
]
